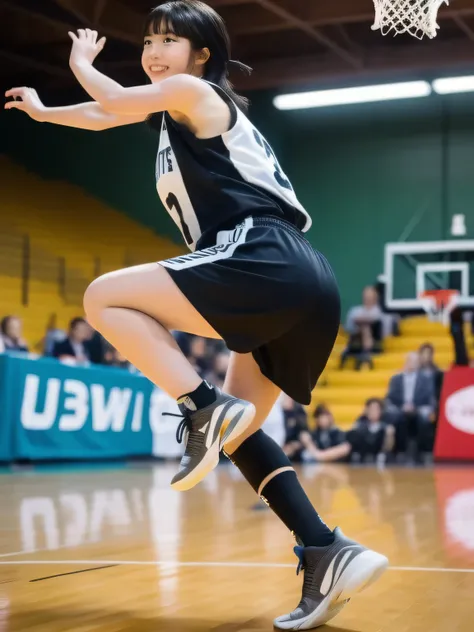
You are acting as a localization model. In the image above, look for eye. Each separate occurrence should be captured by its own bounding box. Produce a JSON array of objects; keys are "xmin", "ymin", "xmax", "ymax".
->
[
  {"xmin": 163, "ymin": 36, "xmax": 176, "ymax": 43},
  {"xmin": 144, "ymin": 39, "xmax": 152, "ymax": 46}
]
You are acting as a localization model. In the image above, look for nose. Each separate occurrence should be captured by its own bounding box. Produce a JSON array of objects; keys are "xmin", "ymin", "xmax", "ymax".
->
[{"xmin": 147, "ymin": 43, "xmax": 161, "ymax": 59}]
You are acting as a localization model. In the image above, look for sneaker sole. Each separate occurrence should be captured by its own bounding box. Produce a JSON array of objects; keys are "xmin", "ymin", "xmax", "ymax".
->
[
  {"xmin": 274, "ymin": 550, "xmax": 388, "ymax": 630},
  {"xmin": 273, "ymin": 601, "xmax": 349, "ymax": 631},
  {"xmin": 171, "ymin": 401, "xmax": 256, "ymax": 492}
]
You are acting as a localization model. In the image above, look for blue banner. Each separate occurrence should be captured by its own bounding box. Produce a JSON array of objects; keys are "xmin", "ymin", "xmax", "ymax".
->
[
  {"xmin": 0, "ymin": 355, "xmax": 14, "ymax": 461},
  {"xmin": 4, "ymin": 356, "xmax": 154, "ymax": 461}
]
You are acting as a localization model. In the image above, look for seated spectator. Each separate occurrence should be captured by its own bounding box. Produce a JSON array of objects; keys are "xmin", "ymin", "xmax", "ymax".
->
[
  {"xmin": 302, "ymin": 405, "xmax": 352, "ymax": 463},
  {"xmin": 418, "ymin": 343, "xmax": 444, "ymax": 405},
  {"xmin": 385, "ymin": 352, "xmax": 436, "ymax": 461},
  {"xmin": 42, "ymin": 313, "xmax": 66, "ymax": 356},
  {"xmin": 374, "ymin": 280, "xmax": 401, "ymax": 337},
  {"xmin": 341, "ymin": 286, "xmax": 384, "ymax": 370},
  {"xmin": 348, "ymin": 398, "xmax": 395, "ymax": 464},
  {"xmin": 1, "ymin": 316, "xmax": 29, "ymax": 353},
  {"xmin": 87, "ymin": 330, "xmax": 108, "ymax": 365},
  {"xmin": 52, "ymin": 317, "xmax": 93, "ymax": 365},
  {"xmin": 283, "ymin": 401, "xmax": 352, "ymax": 463},
  {"xmin": 311, "ymin": 405, "xmax": 347, "ymax": 451},
  {"xmin": 282, "ymin": 395, "xmax": 309, "ymax": 462}
]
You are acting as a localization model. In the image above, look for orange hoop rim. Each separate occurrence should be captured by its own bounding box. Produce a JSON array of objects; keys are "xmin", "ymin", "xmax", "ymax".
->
[{"xmin": 419, "ymin": 289, "xmax": 459, "ymax": 309}]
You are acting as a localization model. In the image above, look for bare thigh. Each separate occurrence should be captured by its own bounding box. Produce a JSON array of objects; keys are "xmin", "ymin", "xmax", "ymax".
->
[
  {"xmin": 223, "ymin": 351, "xmax": 281, "ymax": 453},
  {"xmin": 83, "ymin": 262, "xmax": 221, "ymax": 339}
]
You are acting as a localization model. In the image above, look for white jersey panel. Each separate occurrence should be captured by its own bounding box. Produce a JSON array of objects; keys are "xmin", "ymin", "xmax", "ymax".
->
[
  {"xmin": 221, "ymin": 111, "xmax": 312, "ymax": 232},
  {"xmin": 155, "ymin": 116, "xmax": 201, "ymax": 251}
]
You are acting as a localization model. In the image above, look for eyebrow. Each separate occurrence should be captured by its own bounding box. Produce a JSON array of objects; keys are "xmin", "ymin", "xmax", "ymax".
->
[{"xmin": 144, "ymin": 31, "xmax": 177, "ymax": 37}]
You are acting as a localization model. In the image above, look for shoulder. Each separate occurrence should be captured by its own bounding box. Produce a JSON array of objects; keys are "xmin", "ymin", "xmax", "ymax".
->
[
  {"xmin": 159, "ymin": 76, "xmax": 232, "ymax": 134},
  {"xmin": 160, "ymin": 75, "xmax": 221, "ymax": 107}
]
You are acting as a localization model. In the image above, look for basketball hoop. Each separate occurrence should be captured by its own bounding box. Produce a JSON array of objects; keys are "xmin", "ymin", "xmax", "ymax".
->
[
  {"xmin": 372, "ymin": 0, "xmax": 449, "ymax": 39},
  {"xmin": 419, "ymin": 289, "xmax": 459, "ymax": 325}
]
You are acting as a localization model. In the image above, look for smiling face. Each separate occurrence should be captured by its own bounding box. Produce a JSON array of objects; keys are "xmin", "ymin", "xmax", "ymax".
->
[
  {"xmin": 142, "ymin": 30, "xmax": 197, "ymax": 83},
  {"xmin": 142, "ymin": 3, "xmax": 219, "ymax": 86}
]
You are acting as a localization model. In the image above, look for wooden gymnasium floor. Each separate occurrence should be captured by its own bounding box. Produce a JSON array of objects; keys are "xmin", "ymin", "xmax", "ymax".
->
[{"xmin": 0, "ymin": 461, "xmax": 473, "ymax": 632}]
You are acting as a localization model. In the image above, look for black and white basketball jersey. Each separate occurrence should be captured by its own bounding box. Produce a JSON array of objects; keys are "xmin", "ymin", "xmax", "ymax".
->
[{"xmin": 152, "ymin": 81, "xmax": 311, "ymax": 251}]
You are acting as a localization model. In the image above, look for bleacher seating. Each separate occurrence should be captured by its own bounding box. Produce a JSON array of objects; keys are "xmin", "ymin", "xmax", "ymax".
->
[
  {"xmin": 312, "ymin": 317, "xmax": 455, "ymax": 428},
  {"xmin": 0, "ymin": 156, "xmax": 183, "ymax": 349}
]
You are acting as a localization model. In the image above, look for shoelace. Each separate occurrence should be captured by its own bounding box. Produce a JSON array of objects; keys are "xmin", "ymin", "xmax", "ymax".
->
[
  {"xmin": 162, "ymin": 411, "xmax": 192, "ymax": 444},
  {"xmin": 294, "ymin": 545, "xmax": 319, "ymax": 605},
  {"xmin": 163, "ymin": 411, "xmax": 204, "ymax": 456}
]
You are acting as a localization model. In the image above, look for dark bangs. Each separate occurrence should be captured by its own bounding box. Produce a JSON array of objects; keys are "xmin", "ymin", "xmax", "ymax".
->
[
  {"xmin": 144, "ymin": 2, "xmax": 218, "ymax": 51},
  {"xmin": 144, "ymin": 1, "xmax": 250, "ymax": 112}
]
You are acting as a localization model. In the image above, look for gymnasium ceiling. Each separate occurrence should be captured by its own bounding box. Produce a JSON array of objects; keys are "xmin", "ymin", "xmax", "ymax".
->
[{"xmin": 2, "ymin": 0, "xmax": 474, "ymax": 97}]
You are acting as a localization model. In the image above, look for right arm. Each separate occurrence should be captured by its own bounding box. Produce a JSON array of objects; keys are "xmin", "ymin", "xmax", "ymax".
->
[{"xmin": 4, "ymin": 87, "xmax": 145, "ymax": 131}]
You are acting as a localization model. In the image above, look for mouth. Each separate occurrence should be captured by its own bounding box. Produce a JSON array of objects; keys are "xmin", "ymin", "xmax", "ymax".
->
[{"xmin": 149, "ymin": 65, "xmax": 169, "ymax": 74}]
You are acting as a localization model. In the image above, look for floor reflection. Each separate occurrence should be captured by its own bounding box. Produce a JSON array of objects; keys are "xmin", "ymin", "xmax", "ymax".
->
[{"xmin": 0, "ymin": 462, "xmax": 473, "ymax": 569}]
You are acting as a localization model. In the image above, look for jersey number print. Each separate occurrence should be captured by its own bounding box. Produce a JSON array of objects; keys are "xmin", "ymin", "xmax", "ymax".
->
[
  {"xmin": 166, "ymin": 192, "xmax": 193, "ymax": 246},
  {"xmin": 253, "ymin": 130, "xmax": 292, "ymax": 191}
]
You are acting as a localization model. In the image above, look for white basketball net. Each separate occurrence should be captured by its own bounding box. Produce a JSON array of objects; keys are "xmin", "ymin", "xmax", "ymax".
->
[{"xmin": 372, "ymin": 0, "xmax": 449, "ymax": 39}]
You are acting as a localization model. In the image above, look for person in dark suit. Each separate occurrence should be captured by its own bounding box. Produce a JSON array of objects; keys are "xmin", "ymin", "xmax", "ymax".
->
[
  {"xmin": 385, "ymin": 352, "xmax": 436, "ymax": 460},
  {"xmin": 282, "ymin": 394, "xmax": 309, "ymax": 462},
  {"xmin": 418, "ymin": 343, "xmax": 444, "ymax": 405},
  {"xmin": 52, "ymin": 317, "xmax": 92, "ymax": 364}
]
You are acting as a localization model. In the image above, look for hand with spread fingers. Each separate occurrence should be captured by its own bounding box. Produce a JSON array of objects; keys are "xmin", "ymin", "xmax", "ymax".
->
[
  {"xmin": 68, "ymin": 28, "xmax": 106, "ymax": 66},
  {"xmin": 4, "ymin": 86, "xmax": 45, "ymax": 121}
]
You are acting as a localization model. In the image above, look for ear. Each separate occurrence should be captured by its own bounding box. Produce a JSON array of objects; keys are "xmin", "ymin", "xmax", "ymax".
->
[{"xmin": 195, "ymin": 47, "xmax": 210, "ymax": 66}]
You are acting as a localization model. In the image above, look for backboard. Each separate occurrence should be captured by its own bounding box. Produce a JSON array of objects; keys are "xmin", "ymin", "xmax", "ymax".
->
[{"xmin": 381, "ymin": 240, "xmax": 474, "ymax": 320}]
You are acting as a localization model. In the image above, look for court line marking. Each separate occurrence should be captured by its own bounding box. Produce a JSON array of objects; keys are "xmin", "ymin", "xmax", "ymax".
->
[{"xmin": 0, "ymin": 560, "xmax": 473, "ymax": 573}]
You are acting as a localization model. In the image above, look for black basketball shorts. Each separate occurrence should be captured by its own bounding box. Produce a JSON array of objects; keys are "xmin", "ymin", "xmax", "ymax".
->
[{"xmin": 160, "ymin": 215, "xmax": 341, "ymax": 404}]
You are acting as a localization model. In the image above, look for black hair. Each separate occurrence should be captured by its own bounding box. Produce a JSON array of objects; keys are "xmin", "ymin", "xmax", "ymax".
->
[
  {"xmin": 365, "ymin": 398, "xmax": 384, "ymax": 409},
  {"xmin": 313, "ymin": 404, "xmax": 330, "ymax": 418},
  {"xmin": 69, "ymin": 317, "xmax": 87, "ymax": 331},
  {"xmin": 144, "ymin": 0, "xmax": 251, "ymax": 112}
]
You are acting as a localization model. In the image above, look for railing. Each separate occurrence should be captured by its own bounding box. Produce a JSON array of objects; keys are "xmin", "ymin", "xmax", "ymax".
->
[
  {"xmin": 0, "ymin": 226, "xmax": 179, "ymax": 307},
  {"xmin": 0, "ymin": 228, "xmax": 124, "ymax": 306}
]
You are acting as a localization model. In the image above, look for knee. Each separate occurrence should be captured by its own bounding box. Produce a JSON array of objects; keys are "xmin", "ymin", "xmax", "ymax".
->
[{"xmin": 83, "ymin": 276, "xmax": 108, "ymax": 327}]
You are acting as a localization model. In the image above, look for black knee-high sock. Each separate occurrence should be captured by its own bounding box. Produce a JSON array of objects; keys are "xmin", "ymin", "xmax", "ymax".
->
[{"xmin": 228, "ymin": 430, "xmax": 335, "ymax": 547}]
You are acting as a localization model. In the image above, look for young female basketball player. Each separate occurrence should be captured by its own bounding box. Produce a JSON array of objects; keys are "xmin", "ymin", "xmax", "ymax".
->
[{"xmin": 4, "ymin": 1, "xmax": 388, "ymax": 627}]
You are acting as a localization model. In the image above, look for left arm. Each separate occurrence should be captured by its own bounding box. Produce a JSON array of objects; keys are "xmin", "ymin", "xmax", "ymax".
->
[
  {"xmin": 70, "ymin": 61, "xmax": 202, "ymax": 116},
  {"xmin": 68, "ymin": 30, "xmax": 204, "ymax": 116}
]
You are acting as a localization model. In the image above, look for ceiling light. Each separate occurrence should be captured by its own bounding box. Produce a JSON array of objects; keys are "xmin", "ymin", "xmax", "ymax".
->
[
  {"xmin": 273, "ymin": 81, "xmax": 432, "ymax": 110},
  {"xmin": 432, "ymin": 76, "xmax": 474, "ymax": 94}
]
